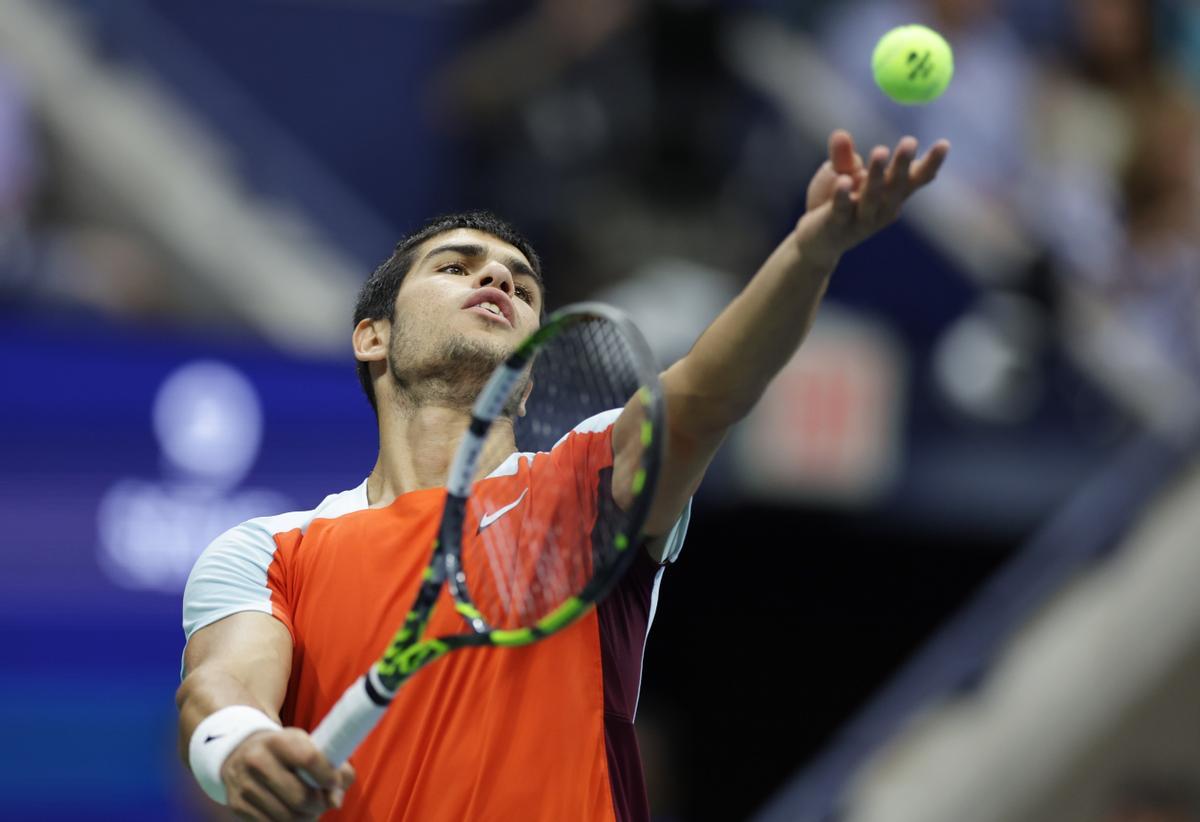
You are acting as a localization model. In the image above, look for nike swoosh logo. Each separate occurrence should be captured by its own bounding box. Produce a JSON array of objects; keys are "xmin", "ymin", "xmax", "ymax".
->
[
  {"xmin": 204, "ymin": 734, "xmax": 224, "ymax": 744},
  {"xmin": 478, "ymin": 488, "xmax": 528, "ymax": 532}
]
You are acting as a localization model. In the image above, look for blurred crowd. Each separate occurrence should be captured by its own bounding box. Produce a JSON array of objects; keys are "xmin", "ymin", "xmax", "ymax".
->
[
  {"xmin": 5, "ymin": 0, "xmax": 1199, "ymax": 429},
  {"xmin": 0, "ymin": 52, "xmax": 185, "ymax": 323},
  {"xmin": 3, "ymin": 3, "xmax": 1198, "ymax": 820},
  {"xmin": 431, "ymin": 0, "xmax": 1200, "ymax": 426}
]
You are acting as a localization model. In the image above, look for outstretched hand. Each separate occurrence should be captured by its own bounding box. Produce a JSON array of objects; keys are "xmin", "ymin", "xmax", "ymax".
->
[{"xmin": 794, "ymin": 129, "xmax": 950, "ymax": 268}]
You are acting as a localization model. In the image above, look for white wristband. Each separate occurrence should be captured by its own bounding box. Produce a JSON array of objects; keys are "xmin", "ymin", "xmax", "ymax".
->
[{"xmin": 189, "ymin": 705, "xmax": 282, "ymax": 804}]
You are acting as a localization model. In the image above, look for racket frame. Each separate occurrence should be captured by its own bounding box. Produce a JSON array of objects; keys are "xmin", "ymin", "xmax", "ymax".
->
[{"xmin": 310, "ymin": 302, "xmax": 664, "ymax": 767}]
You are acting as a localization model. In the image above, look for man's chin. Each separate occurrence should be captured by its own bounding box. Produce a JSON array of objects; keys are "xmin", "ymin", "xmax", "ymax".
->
[
  {"xmin": 440, "ymin": 332, "xmax": 513, "ymax": 373},
  {"xmin": 456, "ymin": 327, "xmax": 517, "ymax": 358}
]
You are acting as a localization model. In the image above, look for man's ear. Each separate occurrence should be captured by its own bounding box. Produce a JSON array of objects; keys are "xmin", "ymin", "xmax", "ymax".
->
[
  {"xmin": 516, "ymin": 379, "xmax": 534, "ymax": 418},
  {"xmin": 353, "ymin": 317, "xmax": 389, "ymax": 365}
]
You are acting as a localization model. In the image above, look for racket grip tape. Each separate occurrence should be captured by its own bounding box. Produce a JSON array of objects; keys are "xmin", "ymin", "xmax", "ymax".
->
[{"xmin": 309, "ymin": 675, "xmax": 389, "ymax": 769}]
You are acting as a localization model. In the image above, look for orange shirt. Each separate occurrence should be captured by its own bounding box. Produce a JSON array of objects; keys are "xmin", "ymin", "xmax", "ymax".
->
[{"xmin": 183, "ymin": 410, "xmax": 690, "ymax": 821}]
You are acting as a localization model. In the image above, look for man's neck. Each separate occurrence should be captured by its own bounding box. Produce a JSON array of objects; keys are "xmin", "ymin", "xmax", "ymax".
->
[{"xmin": 366, "ymin": 403, "xmax": 517, "ymax": 508}]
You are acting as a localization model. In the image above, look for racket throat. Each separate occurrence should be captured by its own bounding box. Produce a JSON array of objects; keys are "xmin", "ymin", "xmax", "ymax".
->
[{"xmin": 365, "ymin": 668, "xmax": 396, "ymax": 706}]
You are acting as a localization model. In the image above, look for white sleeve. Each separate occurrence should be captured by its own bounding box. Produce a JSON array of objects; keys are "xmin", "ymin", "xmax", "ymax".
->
[
  {"xmin": 657, "ymin": 497, "xmax": 692, "ymax": 564},
  {"xmin": 182, "ymin": 518, "xmax": 290, "ymax": 647},
  {"xmin": 180, "ymin": 484, "xmax": 367, "ymax": 677}
]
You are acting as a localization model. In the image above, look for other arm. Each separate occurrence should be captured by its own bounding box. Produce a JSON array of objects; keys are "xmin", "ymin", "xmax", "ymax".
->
[{"xmin": 613, "ymin": 130, "xmax": 950, "ymax": 553}]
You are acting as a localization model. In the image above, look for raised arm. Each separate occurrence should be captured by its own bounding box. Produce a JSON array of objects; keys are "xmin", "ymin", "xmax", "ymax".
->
[
  {"xmin": 177, "ymin": 612, "xmax": 354, "ymax": 820},
  {"xmin": 613, "ymin": 130, "xmax": 950, "ymax": 551}
]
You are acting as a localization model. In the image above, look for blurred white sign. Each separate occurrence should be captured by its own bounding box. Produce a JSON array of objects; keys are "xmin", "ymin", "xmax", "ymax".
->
[
  {"xmin": 97, "ymin": 360, "xmax": 290, "ymax": 592},
  {"xmin": 732, "ymin": 305, "xmax": 907, "ymax": 506}
]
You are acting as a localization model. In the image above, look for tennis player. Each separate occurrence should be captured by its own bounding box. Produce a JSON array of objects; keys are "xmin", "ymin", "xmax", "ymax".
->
[{"xmin": 177, "ymin": 130, "xmax": 948, "ymax": 821}]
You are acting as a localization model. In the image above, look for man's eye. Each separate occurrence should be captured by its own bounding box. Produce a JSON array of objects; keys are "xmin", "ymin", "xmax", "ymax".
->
[
  {"xmin": 516, "ymin": 286, "xmax": 533, "ymax": 304},
  {"xmin": 439, "ymin": 263, "xmax": 466, "ymax": 275}
]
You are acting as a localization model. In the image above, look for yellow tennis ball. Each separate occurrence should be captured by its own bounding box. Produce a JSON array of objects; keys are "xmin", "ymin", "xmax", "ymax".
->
[{"xmin": 871, "ymin": 24, "xmax": 954, "ymax": 105}]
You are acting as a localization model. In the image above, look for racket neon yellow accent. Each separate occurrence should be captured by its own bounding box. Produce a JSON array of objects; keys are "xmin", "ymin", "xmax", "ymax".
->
[
  {"xmin": 536, "ymin": 597, "xmax": 585, "ymax": 633},
  {"xmin": 378, "ymin": 639, "xmax": 450, "ymax": 678},
  {"xmin": 631, "ymin": 467, "xmax": 646, "ymax": 495},
  {"xmin": 378, "ymin": 607, "xmax": 438, "ymax": 676},
  {"xmin": 615, "ymin": 533, "xmax": 629, "ymax": 551},
  {"xmin": 487, "ymin": 598, "xmax": 587, "ymax": 646},
  {"xmin": 455, "ymin": 603, "xmax": 484, "ymax": 622},
  {"xmin": 488, "ymin": 628, "xmax": 535, "ymax": 647}
]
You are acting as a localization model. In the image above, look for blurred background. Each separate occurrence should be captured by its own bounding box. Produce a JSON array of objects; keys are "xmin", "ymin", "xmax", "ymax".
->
[{"xmin": 2, "ymin": 0, "xmax": 1199, "ymax": 819}]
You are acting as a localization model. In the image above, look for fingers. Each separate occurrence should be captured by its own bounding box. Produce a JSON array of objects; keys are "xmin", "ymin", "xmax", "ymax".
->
[
  {"xmin": 857, "ymin": 145, "xmax": 889, "ymax": 219},
  {"xmin": 325, "ymin": 762, "xmax": 357, "ymax": 810},
  {"xmin": 831, "ymin": 174, "xmax": 855, "ymax": 223},
  {"xmin": 886, "ymin": 136, "xmax": 918, "ymax": 193},
  {"xmin": 235, "ymin": 782, "xmax": 306, "ymax": 822},
  {"xmin": 223, "ymin": 729, "xmax": 343, "ymax": 820},
  {"xmin": 828, "ymin": 128, "xmax": 863, "ymax": 175},
  {"xmin": 910, "ymin": 138, "xmax": 951, "ymax": 187},
  {"xmin": 247, "ymin": 746, "xmax": 327, "ymax": 815},
  {"xmin": 272, "ymin": 729, "xmax": 340, "ymax": 789},
  {"xmin": 827, "ymin": 131, "xmax": 949, "ymax": 195},
  {"xmin": 798, "ymin": 131, "xmax": 949, "ymax": 261},
  {"xmin": 857, "ymin": 135, "xmax": 939, "ymax": 219}
]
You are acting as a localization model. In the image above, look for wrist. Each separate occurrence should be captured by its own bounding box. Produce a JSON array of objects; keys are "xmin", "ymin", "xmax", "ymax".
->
[
  {"xmin": 188, "ymin": 705, "xmax": 281, "ymax": 804},
  {"xmin": 792, "ymin": 240, "xmax": 841, "ymax": 279},
  {"xmin": 784, "ymin": 225, "xmax": 839, "ymax": 272}
]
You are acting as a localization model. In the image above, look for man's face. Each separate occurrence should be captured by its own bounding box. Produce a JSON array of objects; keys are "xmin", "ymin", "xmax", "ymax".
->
[{"xmin": 384, "ymin": 228, "xmax": 544, "ymax": 407}]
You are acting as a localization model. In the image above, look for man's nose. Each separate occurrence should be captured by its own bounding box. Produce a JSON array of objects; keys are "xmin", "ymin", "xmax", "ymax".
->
[{"xmin": 474, "ymin": 260, "xmax": 515, "ymax": 295}]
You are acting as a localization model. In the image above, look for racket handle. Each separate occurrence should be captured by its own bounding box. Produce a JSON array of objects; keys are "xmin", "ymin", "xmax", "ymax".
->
[{"xmin": 310, "ymin": 674, "xmax": 389, "ymax": 768}]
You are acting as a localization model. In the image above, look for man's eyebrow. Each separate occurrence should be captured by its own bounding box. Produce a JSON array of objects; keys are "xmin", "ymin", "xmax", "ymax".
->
[
  {"xmin": 505, "ymin": 256, "xmax": 537, "ymax": 282},
  {"xmin": 421, "ymin": 242, "xmax": 487, "ymax": 265},
  {"xmin": 421, "ymin": 242, "xmax": 542, "ymax": 288}
]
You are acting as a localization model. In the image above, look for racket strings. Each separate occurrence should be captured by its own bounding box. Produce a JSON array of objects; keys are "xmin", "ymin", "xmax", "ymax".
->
[{"xmin": 465, "ymin": 318, "xmax": 650, "ymax": 630}]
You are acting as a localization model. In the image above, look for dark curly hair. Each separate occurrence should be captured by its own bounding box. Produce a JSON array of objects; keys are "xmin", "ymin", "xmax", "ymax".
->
[{"xmin": 352, "ymin": 211, "xmax": 544, "ymax": 414}]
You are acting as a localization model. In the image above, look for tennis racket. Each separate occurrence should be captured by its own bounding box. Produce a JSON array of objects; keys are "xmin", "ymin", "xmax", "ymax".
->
[{"xmin": 307, "ymin": 301, "xmax": 665, "ymax": 769}]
